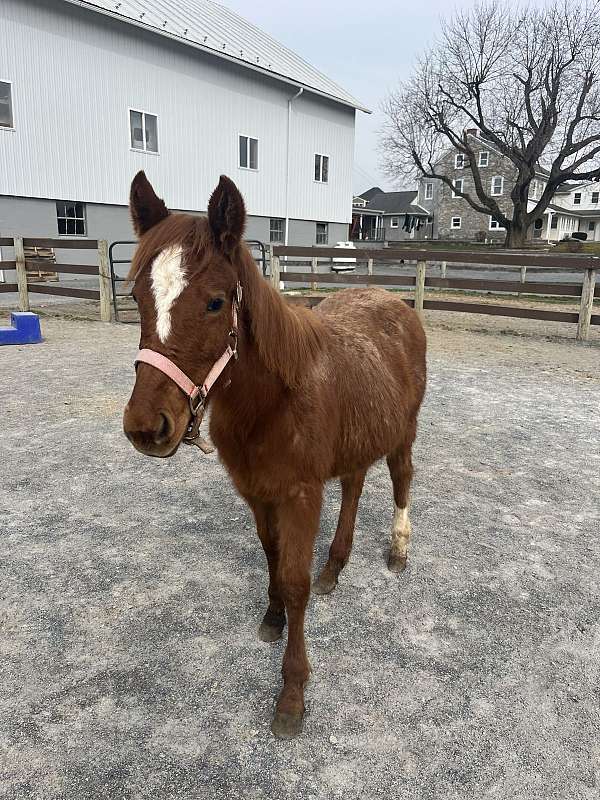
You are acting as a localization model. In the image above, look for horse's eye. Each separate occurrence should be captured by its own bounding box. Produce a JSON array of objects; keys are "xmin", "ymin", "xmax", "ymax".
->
[{"xmin": 207, "ymin": 298, "xmax": 224, "ymax": 313}]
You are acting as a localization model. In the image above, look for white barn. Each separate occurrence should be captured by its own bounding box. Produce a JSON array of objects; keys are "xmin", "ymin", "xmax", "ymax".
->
[{"xmin": 0, "ymin": 0, "xmax": 367, "ymax": 249}]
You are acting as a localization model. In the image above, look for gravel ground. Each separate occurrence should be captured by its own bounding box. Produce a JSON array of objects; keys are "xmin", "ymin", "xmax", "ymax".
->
[{"xmin": 1, "ymin": 310, "xmax": 599, "ymax": 800}]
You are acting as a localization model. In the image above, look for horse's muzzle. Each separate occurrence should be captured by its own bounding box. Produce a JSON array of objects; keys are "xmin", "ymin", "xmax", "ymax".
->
[{"xmin": 123, "ymin": 404, "xmax": 180, "ymax": 458}]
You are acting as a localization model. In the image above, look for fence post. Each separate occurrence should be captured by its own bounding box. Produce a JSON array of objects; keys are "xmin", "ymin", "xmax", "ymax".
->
[
  {"xmin": 577, "ymin": 267, "xmax": 596, "ymax": 342},
  {"xmin": 269, "ymin": 246, "xmax": 281, "ymax": 292},
  {"xmin": 440, "ymin": 260, "xmax": 446, "ymax": 279},
  {"xmin": 414, "ymin": 259, "xmax": 426, "ymax": 316},
  {"xmin": 14, "ymin": 236, "xmax": 29, "ymax": 312},
  {"xmin": 367, "ymin": 258, "xmax": 373, "ymax": 288},
  {"xmin": 520, "ymin": 266, "xmax": 527, "ymax": 284},
  {"xmin": 311, "ymin": 256, "xmax": 317, "ymax": 291},
  {"xmin": 97, "ymin": 239, "xmax": 112, "ymax": 322}
]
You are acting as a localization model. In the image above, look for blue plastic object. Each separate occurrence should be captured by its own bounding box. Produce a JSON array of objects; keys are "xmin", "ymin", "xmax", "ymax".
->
[{"xmin": 0, "ymin": 312, "xmax": 43, "ymax": 345}]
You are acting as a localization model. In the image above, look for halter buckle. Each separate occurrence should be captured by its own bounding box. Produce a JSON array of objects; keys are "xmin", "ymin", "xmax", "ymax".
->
[
  {"xmin": 228, "ymin": 330, "xmax": 239, "ymax": 360},
  {"xmin": 189, "ymin": 389, "xmax": 205, "ymax": 416}
]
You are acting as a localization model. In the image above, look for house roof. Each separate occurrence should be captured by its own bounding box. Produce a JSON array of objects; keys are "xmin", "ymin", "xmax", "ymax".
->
[
  {"xmin": 64, "ymin": 0, "xmax": 369, "ymax": 112},
  {"xmin": 358, "ymin": 188, "xmax": 429, "ymax": 216},
  {"xmin": 358, "ymin": 187, "xmax": 384, "ymax": 202}
]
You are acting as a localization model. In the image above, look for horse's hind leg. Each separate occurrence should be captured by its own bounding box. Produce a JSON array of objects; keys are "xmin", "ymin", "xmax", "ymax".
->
[
  {"xmin": 386, "ymin": 438, "xmax": 415, "ymax": 573},
  {"xmin": 313, "ymin": 468, "xmax": 367, "ymax": 595}
]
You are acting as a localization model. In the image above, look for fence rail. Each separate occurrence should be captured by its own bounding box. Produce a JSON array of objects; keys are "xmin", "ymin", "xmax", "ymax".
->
[
  {"xmin": 0, "ymin": 236, "xmax": 111, "ymax": 320},
  {"xmin": 269, "ymin": 245, "xmax": 599, "ymax": 341}
]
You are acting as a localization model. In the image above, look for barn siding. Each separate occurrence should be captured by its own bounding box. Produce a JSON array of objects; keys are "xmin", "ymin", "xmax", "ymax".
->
[{"xmin": 0, "ymin": 0, "xmax": 355, "ymax": 225}]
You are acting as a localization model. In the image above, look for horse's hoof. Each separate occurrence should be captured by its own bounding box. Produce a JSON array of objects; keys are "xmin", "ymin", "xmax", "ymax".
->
[
  {"xmin": 312, "ymin": 575, "xmax": 337, "ymax": 595},
  {"xmin": 258, "ymin": 611, "xmax": 285, "ymax": 642},
  {"xmin": 387, "ymin": 553, "xmax": 407, "ymax": 573},
  {"xmin": 258, "ymin": 620, "xmax": 284, "ymax": 642},
  {"xmin": 313, "ymin": 565, "xmax": 338, "ymax": 595},
  {"xmin": 271, "ymin": 710, "xmax": 304, "ymax": 739}
]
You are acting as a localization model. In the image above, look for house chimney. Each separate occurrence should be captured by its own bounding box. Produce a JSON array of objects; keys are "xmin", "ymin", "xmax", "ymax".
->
[{"xmin": 465, "ymin": 128, "xmax": 478, "ymax": 137}]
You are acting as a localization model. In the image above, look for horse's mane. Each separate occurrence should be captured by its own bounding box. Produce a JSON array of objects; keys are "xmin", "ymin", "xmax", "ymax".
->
[
  {"xmin": 236, "ymin": 246, "xmax": 325, "ymax": 389},
  {"xmin": 128, "ymin": 212, "xmax": 325, "ymax": 388}
]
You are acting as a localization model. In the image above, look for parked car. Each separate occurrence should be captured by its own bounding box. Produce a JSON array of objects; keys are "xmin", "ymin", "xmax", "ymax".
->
[{"xmin": 331, "ymin": 241, "xmax": 357, "ymax": 272}]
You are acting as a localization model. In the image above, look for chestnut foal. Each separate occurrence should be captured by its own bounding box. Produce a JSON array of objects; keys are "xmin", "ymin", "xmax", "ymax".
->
[{"xmin": 123, "ymin": 172, "xmax": 427, "ymax": 738}]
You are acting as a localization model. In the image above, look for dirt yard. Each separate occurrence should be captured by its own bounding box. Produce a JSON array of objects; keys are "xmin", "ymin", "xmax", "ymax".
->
[{"xmin": 1, "ymin": 309, "xmax": 599, "ymax": 800}]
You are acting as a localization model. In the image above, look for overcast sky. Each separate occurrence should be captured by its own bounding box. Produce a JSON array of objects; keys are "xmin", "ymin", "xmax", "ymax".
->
[{"xmin": 220, "ymin": 0, "xmax": 483, "ymax": 194}]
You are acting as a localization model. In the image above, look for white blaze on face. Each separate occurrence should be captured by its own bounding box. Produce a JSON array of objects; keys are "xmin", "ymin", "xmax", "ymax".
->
[{"xmin": 150, "ymin": 245, "xmax": 186, "ymax": 343}]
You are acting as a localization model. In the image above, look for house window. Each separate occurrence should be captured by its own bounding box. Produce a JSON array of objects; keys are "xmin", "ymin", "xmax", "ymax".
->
[
  {"xmin": 455, "ymin": 153, "xmax": 465, "ymax": 169},
  {"xmin": 451, "ymin": 217, "xmax": 461, "ymax": 229},
  {"xmin": 425, "ymin": 182, "xmax": 433, "ymax": 200},
  {"xmin": 0, "ymin": 81, "xmax": 13, "ymax": 128},
  {"xmin": 550, "ymin": 216, "xmax": 558, "ymax": 229},
  {"xmin": 489, "ymin": 216, "xmax": 505, "ymax": 230},
  {"xmin": 314, "ymin": 154, "xmax": 329, "ymax": 183},
  {"xmin": 316, "ymin": 222, "xmax": 329, "ymax": 244},
  {"xmin": 491, "ymin": 176, "xmax": 504, "ymax": 196},
  {"xmin": 269, "ymin": 218, "xmax": 284, "ymax": 243},
  {"xmin": 239, "ymin": 135, "xmax": 258, "ymax": 170},
  {"xmin": 574, "ymin": 192, "xmax": 582, "ymax": 205},
  {"xmin": 588, "ymin": 221, "xmax": 596, "ymax": 232},
  {"xmin": 452, "ymin": 178, "xmax": 464, "ymax": 197},
  {"xmin": 592, "ymin": 192, "xmax": 599, "ymax": 204},
  {"xmin": 530, "ymin": 180, "xmax": 539, "ymax": 200},
  {"xmin": 390, "ymin": 217, "xmax": 399, "ymax": 228},
  {"xmin": 56, "ymin": 201, "xmax": 86, "ymax": 236},
  {"xmin": 478, "ymin": 151, "xmax": 489, "ymax": 167},
  {"xmin": 129, "ymin": 109, "xmax": 158, "ymax": 153}
]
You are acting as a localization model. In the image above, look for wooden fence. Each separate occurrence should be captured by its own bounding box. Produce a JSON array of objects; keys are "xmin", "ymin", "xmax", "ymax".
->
[
  {"xmin": 0, "ymin": 236, "xmax": 111, "ymax": 321},
  {"xmin": 270, "ymin": 245, "xmax": 599, "ymax": 342}
]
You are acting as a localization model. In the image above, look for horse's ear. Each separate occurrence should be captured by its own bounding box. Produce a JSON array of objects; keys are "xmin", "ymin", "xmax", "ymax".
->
[
  {"xmin": 207, "ymin": 175, "xmax": 246, "ymax": 254},
  {"xmin": 129, "ymin": 171, "xmax": 169, "ymax": 237}
]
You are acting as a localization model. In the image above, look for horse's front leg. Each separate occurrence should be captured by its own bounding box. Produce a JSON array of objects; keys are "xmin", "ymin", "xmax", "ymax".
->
[
  {"xmin": 271, "ymin": 483, "xmax": 323, "ymax": 739},
  {"xmin": 245, "ymin": 496, "xmax": 286, "ymax": 642}
]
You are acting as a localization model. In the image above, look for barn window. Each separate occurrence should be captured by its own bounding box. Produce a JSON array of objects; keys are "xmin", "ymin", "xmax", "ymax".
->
[
  {"xmin": 56, "ymin": 201, "xmax": 86, "ymax": 236},
  {"xmin": 314, "ymin": 154, "xmax": 329, "ymax": 183},
  {"xmin": 0, "ymin": 81, "xmax": 13, "ymax": 128},
  {"xmin": 316, "ymin": 222, "xmax": 329, "ymax": 244},
  {"xmin": 451, "ymin": 216, "xmax": 461, "ymax": 229},
  {"xmin": 129, "ymin": 109, "xmax": 158, "ymax": 153},
  {"xmin": 239, "ymin": 135, "xmax": 258, "ymax": 170},
  {"xmin": 269, "ymin": 218, "xmax": 284, "ymax": 243}
]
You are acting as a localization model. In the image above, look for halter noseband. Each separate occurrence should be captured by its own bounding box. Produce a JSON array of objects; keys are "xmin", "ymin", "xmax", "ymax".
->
[{"xmin": 134, "ymin": 281, "xmax": 243, "ymax": 452}]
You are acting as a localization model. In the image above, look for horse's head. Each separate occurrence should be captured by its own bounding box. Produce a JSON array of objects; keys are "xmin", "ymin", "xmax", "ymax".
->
[{"xmin": 123, "ymin": 171, "xmax": 246, "ymax": 457}]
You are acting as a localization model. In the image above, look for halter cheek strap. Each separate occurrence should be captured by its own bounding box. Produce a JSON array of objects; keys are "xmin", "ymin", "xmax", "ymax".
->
[{"xmin": 134, "ymin": 282, "xmax": 242, "ymax": 452}]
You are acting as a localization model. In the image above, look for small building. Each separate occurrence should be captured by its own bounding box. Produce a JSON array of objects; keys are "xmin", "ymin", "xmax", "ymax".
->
[
  {"xmin": 351, "ymin": 188, "xmax": 431, "ymax": 243},
  {"xmin": 0, "ymin": 0, "xmax": 368, "ymax": 258}
]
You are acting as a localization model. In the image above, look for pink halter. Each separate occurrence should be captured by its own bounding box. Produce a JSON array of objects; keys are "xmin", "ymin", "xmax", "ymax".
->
[{"xmin": 134, "ymin": 282, "xmax": 243, "ymax": 451}]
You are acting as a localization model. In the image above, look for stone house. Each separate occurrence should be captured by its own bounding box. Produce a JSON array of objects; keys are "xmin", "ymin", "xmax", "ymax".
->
[{"xmin": 416, "ymin": 130, "xmax": 600, "ymax": 243}]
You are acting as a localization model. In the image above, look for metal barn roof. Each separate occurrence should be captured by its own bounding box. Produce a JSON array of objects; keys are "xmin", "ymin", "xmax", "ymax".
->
[{"xmin": 64, "ymin": 0, "xmax": 369, "ymax": 112}]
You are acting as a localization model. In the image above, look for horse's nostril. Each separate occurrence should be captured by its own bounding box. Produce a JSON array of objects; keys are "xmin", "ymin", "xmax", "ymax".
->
[{"xmin": 155, "ymin": 412, "xmax": 174, "ymax": 445}]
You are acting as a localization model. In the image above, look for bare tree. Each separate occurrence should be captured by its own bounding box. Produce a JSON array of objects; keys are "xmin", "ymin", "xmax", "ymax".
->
[{"xmin": 381, "ymin": 0, "xmax": 600, "ymax": 247}]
